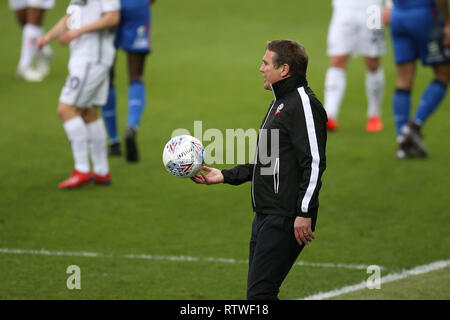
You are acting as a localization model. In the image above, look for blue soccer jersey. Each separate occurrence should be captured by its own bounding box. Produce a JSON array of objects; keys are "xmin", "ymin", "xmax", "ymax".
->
[
  {"xmin": 391, "ymin": 0, "xmax": 450, "ymax": 65},
  {"xmin": 114, "ymin": 0, "xmax": 152, "ymax": 53}
]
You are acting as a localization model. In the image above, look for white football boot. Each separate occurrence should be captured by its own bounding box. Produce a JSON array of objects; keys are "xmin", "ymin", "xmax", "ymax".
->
[{"xmin": 16, "ymin": 66, "xmax": 44, "ymax": 82}]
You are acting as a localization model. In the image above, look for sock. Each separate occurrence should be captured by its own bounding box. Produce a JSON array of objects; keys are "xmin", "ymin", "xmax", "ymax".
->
[
  {"xmin": 63, "ymin": 117, "xmax": 90, "ymax": 173},
  {"xmin": 366, "ymin": 68, "xmax": 385, "ymax": 118},
  {"xmin": 324, "ymin": 67, "xmax": 346, "ymax": 120},
  {"xmin": 414, "ymin": 80, "xmax": 447, "ymax": 126},
  {"xmin": 86, "ymin": 119, "xmax": 110, "ymax": 176},
  {"xmin": 19, "ymin": 24, "xmax": 42, "ymax": 70},
  {"xmin": 127, "ymin": 81, "xmax": 146, "ymax": 129},
  {"xmin": 392, "ymin": 88, "xmax": 411, "ymax": 136},
  {"xmin": 101, "ymin": 86, "xmax": 119, "ymax": 144}
]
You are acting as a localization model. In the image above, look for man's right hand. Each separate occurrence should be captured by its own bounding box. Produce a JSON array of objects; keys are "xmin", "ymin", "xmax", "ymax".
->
[
  {"xmin": 37, "ymin": 36, "xmax": 49, "ymax": 50},
  {"xmin": 191, "ymin": 166, "xmax": 224, "ymax": 185}
]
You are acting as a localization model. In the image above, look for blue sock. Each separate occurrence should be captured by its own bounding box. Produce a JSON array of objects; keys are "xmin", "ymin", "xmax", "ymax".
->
[
  {"xmin": 101, "ymin": 86, "xmax": 119, "ymax": 143},
  {"xmin": 393, "ymin": 89, "xmax": 411, "ymax": 136},
  {"xmin": 414, "ymin": 80, "xmax": 447, "ymax": 126},
  {"xmin": 127, "ymin": 81, "xmax": 146, "ymax": 129}
]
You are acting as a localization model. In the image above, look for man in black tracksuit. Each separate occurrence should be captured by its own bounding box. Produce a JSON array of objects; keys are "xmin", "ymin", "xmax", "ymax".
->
[{"xmin": 191, "ymin": 40, "xmax": 327, "ymax": 300}]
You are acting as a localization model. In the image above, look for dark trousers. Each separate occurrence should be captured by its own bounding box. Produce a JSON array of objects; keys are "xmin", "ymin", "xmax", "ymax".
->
[{"xmin": 247, "ymin": 213, "xmax": 304, "ymax": 300}]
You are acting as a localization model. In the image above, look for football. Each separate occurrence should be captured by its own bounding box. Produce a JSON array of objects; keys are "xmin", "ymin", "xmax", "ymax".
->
[{"xmin": 162, "ymin": 135, "xmax": 205, "ymax": 178}]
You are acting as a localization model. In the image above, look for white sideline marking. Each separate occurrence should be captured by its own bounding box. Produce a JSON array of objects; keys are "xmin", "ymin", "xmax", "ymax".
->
[
  {"xmin": 294, "ymin": 261, "xmax": 374, "ymax": 270},
  {"xmin": 299, "ymin": 259, "xmax": 450, "ymax": 300},
  {"xmin": 0, "ymin": 248, "xmax": 379, "ymax": 270}
]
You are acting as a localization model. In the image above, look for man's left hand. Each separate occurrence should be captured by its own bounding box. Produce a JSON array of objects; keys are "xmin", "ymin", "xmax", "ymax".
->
[{"xmin": 294, "ymin": 216, "xmax": 315, "ymax": 246}]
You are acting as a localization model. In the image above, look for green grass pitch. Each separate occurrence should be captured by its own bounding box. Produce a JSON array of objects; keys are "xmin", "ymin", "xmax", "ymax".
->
[{"xmin": 0, "ymin": 0, "xmax": 449, "ymax": 300}]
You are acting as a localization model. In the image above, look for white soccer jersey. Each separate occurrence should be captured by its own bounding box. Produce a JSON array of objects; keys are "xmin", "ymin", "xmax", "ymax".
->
[
  {"xmin": 332, "ymin": 0, "xmax": 385, "ymax": 9},
  {"xmin": 66, "ymin": 0, "xmax": 120, "ymax": 67},
  {"xmin": 9, "ymin": 0, "xmax": 55, "ymax": 10}
]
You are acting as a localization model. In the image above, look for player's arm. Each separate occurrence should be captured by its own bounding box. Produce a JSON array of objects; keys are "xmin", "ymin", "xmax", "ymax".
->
[
  {"xmin": 191, "ymin": 163, "xmax": 255, "ymax": 185},
  {"xmin": 382, "ymin": 0, "xmax": 393, "ymax": 26},
  {"xmin": 59, "ymin": 10, "xmax": 120, "ymax": 45},
  {"xmin": 77, "ymin": 10, "xmax": 120, "ymax": 34},
  {"xmin": 435, "ymin": 0, "xmax": 450, "ymax": 46},
  {"xmin": 37, "ymin": 14, "xmax": 70, "ymax": 50},
  {"xmin": 221, "ymin": 163, "xmax": 254, "ymax": 185}
]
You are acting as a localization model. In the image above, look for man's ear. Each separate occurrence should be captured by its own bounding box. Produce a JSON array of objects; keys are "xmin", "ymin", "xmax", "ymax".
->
[{"xmin": 280, "ymin": 64, "xmax": 290, "ymax": 78}]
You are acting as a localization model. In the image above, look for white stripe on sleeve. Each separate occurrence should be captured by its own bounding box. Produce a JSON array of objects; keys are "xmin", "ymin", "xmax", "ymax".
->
[{"xmin": 297, "ymin": 87, "xmax": 320, "ymax": 214}]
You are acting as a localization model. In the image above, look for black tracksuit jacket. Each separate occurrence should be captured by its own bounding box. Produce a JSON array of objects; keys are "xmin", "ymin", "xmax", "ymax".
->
[{"xmin": 221, "ymin": 75, "xmax": 327, "ymax": 228}]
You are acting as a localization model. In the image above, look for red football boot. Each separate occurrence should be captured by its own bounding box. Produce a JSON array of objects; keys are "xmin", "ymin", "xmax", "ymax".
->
[
  {"xmin": 326, "ymin": 117, "xmax": 338, "ymax": 131},
  {"xmin": 58, "ymin": 170, "xmax": 93, "ymax": 189},
  {"xmin": 366, "ymin": 116, "xmax": 383, "ymax": 132},
  {"xmin": 93, "ymin": 172, "xmax": 111, "ymax": 185}
]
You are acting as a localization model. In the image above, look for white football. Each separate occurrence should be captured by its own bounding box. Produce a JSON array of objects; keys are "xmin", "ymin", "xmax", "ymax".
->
[{"xmin": 162, "ymin": 135, "xmax": 205, "ymax": 178}]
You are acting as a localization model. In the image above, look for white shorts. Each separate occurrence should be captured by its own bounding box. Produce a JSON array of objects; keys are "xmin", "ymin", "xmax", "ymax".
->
[
  {"xmin": 59, "ymin": 62, "xmax": 110, "ymax": 108},
  {"xmin": 9, "ymin": 0, "xmax": 55, "ymax": 10},
  {"xmin": 327, "ymin": 6, "xmax": 386, "ymax": 57}
]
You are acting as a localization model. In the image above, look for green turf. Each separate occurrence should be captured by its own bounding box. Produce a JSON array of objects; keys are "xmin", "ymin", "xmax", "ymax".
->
[{"xmin": 0, "ymin": 0, "xmax": 449, "ymax": 300}]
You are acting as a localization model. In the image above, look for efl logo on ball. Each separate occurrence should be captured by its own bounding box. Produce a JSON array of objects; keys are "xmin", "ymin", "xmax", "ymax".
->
[{"xmin": 162, "ymin": 135, "xmax": 205, "ymax": 178}]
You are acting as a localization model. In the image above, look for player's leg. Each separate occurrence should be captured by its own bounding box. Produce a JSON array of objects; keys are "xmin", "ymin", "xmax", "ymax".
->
[
  {"xmin": 393, "ymin": 61, "xmax": 416, "ymax": 135},
  {"xmin": 125, "ymin": 51, "xmax": 148, "ymax": 162},
  {"xmin": 14, "ymin": 8, "xmax": 27, "ymax": 27},
  {"xmin": 324, "ymin": 55, "xmax": 349, "ymax": 131},
  {"xmin": 357, "ymin": 3, "xmax": 386, "ymax": 132},
  {"xmin": 324, "ymin": 7, "xmax": 356, "ymax": 131},
  {"xmin": 101, "ymin": 57, "xmax": 121, "ymax": 156},
  {"xmin": 16, "ymin": 7, "xmax": 46, "ymax": 81},
  {"xmin": 28, "ymin": 2, "xmax": 54, "ymax": 77},
  {"xmin": 57, "ymin": 103, "xmax": 93, "ymax": 189},
  {"xmin": 85, "ymin": 64, "xmax": 113, "ymax": 183},
  {"xmin": 57, "ymin": 61, "xmax": 111, "ymax": 188},
  {"xmin": 392, "ymin": 61, "xmax": 425, "ymax": 158},
  {"xmin": 413, "ymin": 64, "xmax": 449, "ymax": 127},
  {"xmin": 113, "ymin": 1, "xmax": 151, "ymax": 162},
  {"xmin": 389, "ymin": 7, "xmax": 425, "ymax": 158},
  {"xmin": 402, "ymin": 63, "xmax": 450, "ymax": 156},
  {"xmin": 82, "ymin": 106, "xmax": 111, "ymax": 185},
  {"xmin": 9, "ymin": 4, "xmax": 36, "ymax": 79},
  {"xmin": 364, "ymin": 57, "xmax": 385, "ymax": 132}
]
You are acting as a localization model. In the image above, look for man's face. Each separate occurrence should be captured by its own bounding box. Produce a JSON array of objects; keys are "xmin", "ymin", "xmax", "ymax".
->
[{"xmin": 259, "ymin": 50, "xmax": 285, "ymax": 90}]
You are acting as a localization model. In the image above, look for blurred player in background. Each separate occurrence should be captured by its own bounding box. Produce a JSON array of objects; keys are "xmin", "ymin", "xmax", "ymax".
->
[
  {"xmin": 9, "ymin": 0, "xmax": 54, "ymax": 82},
  {"xmin": 386, "ymin": 0, "xmax": 450, "ymax": 158},
  {"xmin": 324, "ymin": 0, "xmax": 392, "ymax": 132},
  {"xmin": 101, "ymin": 0, "xmax": 155, "ymax": 162},
  {"xmin": 37, "ymin": 0, "xmax": 120, "ymax": 189}
]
